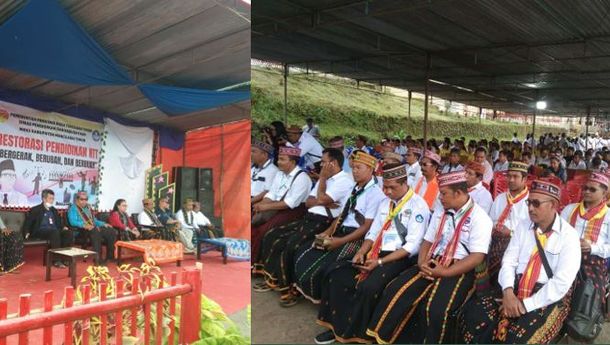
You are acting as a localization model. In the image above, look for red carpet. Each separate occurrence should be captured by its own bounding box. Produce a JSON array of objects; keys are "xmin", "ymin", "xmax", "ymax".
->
[{"xmin": 0, "ymin": 246, "xmax": 250, "ymax": 322}]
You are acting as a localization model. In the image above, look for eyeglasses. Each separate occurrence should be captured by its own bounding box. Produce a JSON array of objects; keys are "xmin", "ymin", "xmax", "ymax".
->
[
  {"xmin": 526, "ymin": 199, "xmax": 554, "ymax": 208},
  {"xmin": 78, "ymin": 198, "xmax": 88, "ymax": 201}
]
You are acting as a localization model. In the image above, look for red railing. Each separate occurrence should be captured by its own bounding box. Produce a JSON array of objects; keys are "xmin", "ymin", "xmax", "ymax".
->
[{"xmin": 0, "ymin": 267, "xmax": 202, "ymax": 345}]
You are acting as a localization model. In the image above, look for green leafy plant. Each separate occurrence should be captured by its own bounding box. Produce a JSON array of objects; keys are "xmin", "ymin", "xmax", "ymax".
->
[{"xmin": 192, "ymin": 296, "xmax": 251, "ymax": 345}]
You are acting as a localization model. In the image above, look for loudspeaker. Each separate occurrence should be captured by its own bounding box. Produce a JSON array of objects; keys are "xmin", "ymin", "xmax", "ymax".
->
[
  {"xmin": 173, "ymin": 167, "xmax": 199, "ymax": 208},
  {"xmin": 198, "ymin": 169, "xmax": 214, "ymax": 215}
]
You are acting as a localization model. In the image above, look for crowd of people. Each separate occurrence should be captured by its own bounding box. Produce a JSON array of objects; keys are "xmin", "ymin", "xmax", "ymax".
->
[
  {"xmin": 251, "ymin": 123, "xmax": 610, "ymax": 344},
  {"xmin": 0, "ymin": 188, "xmax": 216, "ymax": 271}
]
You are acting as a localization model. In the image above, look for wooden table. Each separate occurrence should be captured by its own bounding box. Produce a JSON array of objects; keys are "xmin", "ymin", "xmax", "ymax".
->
[
  {"xmin": 115, "ymin": 240, "xmax": 183, "ymax": 266},
  {"xmin": 45, "ymin": 247, "xmax": 98, "ymax": 287}
]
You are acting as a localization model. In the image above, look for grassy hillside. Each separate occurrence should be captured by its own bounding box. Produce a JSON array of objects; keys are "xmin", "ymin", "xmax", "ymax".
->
[{"xmin": 252, "ymin": 66, "xmax": 567, "ymax": 144}]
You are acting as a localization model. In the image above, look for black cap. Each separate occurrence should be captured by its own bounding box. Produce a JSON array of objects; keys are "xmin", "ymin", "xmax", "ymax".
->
[{"xmin": 0, "ymin": 159, "xmax": 15, "ymax": 174}]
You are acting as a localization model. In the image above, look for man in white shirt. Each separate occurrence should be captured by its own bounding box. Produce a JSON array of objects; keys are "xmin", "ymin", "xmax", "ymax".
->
[
  {"xmin": 441, "ymin": 148, "xmax": 463, "ymax": 174},
  {"xmin": 461, "ymin": 180, "xmax": 580, "ymax": 344},
  {"xmin": 405, "ymin": 147, "xmax": 423, "ymax": 187},
  {"xmin": 561, "ymin": 172, "xmax": 610, "ymax": 343},
  {"xmin": 355, "ymin": 135, "xmax": 370, "ymax": 154},
  {"xmin": 328, "ymin": 136, "xmax": 351, "ymax": 174},
  {"xmin": 251, "ymin": 146, "xmax": 312, "ymax": 261},
  {"xmin": 0, "ymin": 159, "xmax": 28, "ymax": 206},
  {"xmin": 367, "ymin": 171, "xmax": 492, "ymax": 344},
  {"xmin": 253, "ymin": 148, "xmax": 354, "ymax": 305},
  {"xmin": 493, "ymin": 150, "xmax": 510, "ymax": 172},
  {"xmin": 314, "ymin": 163, "xmax": 431, "ymax": 344},
  {"xmin": 251, "ymin": 141, "xmax": 279, "ymax": 204},
  {"xmin": 465, "ymin": 161, "xmax": 493, "ymax": 213},
  {"xmin": 474, "ymin": 147, "xmax": 493, "ymax": 184},
  {"xmin": 286, "ymin": 125, "xmax": 324, "ymax": 170},
  {"xmin": 175, "ymin": 198, "xmax": 198, "ymax": 253},
  {"xmin": 294, "ymin": 151, "xmax": 386, "ymax": 306},
  {"xmin": 302, "ymin": 118, "xmax": 320, "ymax": 138},
  {"xmin": 568, "ymin": 150, "xmax": 587, "ymax": 170}
]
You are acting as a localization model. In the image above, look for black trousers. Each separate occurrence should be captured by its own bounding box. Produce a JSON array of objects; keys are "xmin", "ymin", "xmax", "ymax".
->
[
  {"xmin": 89, "ymin": 227, "xmax": 117, "ymax": 262},
  {"xmin": 32, "ymin": 228, "xmax": 74, "ymax": 249}
]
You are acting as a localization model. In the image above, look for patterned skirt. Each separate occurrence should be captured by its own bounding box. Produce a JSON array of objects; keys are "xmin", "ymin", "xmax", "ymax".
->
[
  {"xmin": 293, "ymin": 226, "xmax": 362, "ymax": 303},
  {"xmin": 251, "ymin": 205, "xmax": 307, "ymax": 262},
  {"xmin": 487, "ymin": 231, "xmax": 512, "ymax": 295},
  {"xmin": 0, "ymin": 231, "xmax": 24, "ymax": 273}
]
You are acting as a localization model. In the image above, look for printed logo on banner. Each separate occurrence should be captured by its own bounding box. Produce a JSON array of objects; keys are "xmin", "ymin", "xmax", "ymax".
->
[
  {"xmin": 0, "ymin": 108, "xmax": 8, "ymax": 123},
  {"xmin": 92, "ymin": 130, "xmax": 101, "ymax": 142}
]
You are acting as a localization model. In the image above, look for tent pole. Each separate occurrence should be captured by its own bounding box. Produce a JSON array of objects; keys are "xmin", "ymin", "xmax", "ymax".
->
[
  {"xmin": 283, "ymin": 63, "xmax": 288, "ymax": 125},
  {"xmin": 479, "ymin": 107, "xmax": 482, "ymax": 124},
  {"xmin": 532, "ymin": 108, "xmax": 537, "ymax": 151},
  {"xmin": 423, "ymin": 53, "xmax": 430, "ymax": 151},
  {"xmin": 586, "ymin": 106, "xmax": 591, "ymax": 151},
  {"xmin": 408, "ymin": 90, "xmax": 412, "ymax": 120}
]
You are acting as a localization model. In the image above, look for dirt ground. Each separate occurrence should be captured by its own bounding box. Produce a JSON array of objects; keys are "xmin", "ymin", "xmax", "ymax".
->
[{"xmin": 251, "ymin": 279, "xmax": 610, "ymax": 344}]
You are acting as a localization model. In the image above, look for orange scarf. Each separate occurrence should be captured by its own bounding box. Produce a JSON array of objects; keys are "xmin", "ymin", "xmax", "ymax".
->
[
  {"xmin": 415, "ymin": 176, "xmax": 439, "ymax": 209},
  {"xmin": 495, "ymin": 187, "xmax": 529, "ymax": 232},
  {"xmin": 517, "ymin": 228, "xmax": 552, "ymax": 299},
  {"xmin": 569, "ymin": 201, "xmax": 608, "ymax": 243}
]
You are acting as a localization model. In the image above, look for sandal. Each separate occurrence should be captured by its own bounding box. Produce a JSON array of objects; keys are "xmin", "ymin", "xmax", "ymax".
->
[{"xmin": 253, "ymin": 281, "xmax": 271, "ymax": 292}]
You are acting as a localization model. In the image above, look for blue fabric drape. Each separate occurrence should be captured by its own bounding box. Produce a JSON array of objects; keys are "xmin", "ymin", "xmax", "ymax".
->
[
  {"xmin": 159, "ymin": 127, "xmax": 185, "ymax": 151},
  {"xmin": 0, "ymin": 0, "xmax": 250, "ymax": 116},
  {"xmin": 138, "ymin": 84, "xmax": 250, "ymax": 116}
]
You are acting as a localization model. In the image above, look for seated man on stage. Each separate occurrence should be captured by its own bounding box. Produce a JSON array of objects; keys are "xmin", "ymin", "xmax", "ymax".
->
[
  {"xmin": 67, "ymin": 191, "xmax": 117, "ymax": 265},
  {"xmin": 192, "ymin": 201, "xmax": 218, "ymax": 237},
  {"xmin": 314, "ymin": 163, "xmax": 430, "ymax": 344},
  {"xmin": 461, "ymin": 180, "xmax": 580, "ymax": 344},
  {"xmin": 24, "ymin": 189, "xmax": 73, "ymax": 268},
  {"xmin": 137, "ymin": 198, "xmax": 167, "ymax": 239},
  {"xmin": 108, "ymin": 199, "xmax": 140, "ymax": 241},
  {"xmin": 155, "ymin": 197, "xmax": 181, "ymax": 241},
  {"xmin": 366, "ymin": 171, "xmax": 492, "ymax": 344},
  {"xmin": 251, "ymin": 146, "xmax": 312, "ymax": 261},
  {"xmin": 176, "ymin": 198, "xmax": 198, "ymax": 254}
]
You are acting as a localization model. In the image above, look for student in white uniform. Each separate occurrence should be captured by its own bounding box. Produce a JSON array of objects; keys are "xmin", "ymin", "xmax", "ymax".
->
[
  {"xmin": 461, "ymin": 180, "xmax": 579, "ymax": 344},
  {"xmin": 404, "ymin": 147, "xmax": 423, "ymax": 188},
  {"xmin": 486, "ymin": 161, "xmax": 530, "ymax": 291},
  {"xmin": 314, "ymin": 163, "xmax": 431, "ymax": 344},
  {"xmin": 328, "ymin": 136, "xmax": 352, "ymax": 174},
  {"xmin": 465, "ymin": 161, "xmax": 493, "ymax": 213},
  {"xmin": 441, "ymin": 147, "xmax": 464, "ymax": 173},
  {"xmin": 474, "ymin": 147, "xmax": 493, "ymax": 184},
  {"xmin": 251, "ymin": 141, "xmax": 279, "ymax": 204},
  {"xmin": 286, "ymin": 125, "xmax": 324, "ymax": 170}
]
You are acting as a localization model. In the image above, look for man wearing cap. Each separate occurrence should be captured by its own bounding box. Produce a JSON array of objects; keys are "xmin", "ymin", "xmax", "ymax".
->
[
  {"xmin": 366, "ymin": 171, "xmax": 492, "ymax": 344},
  {"xmin": 561, "ymin": 172, "xmax": 610, "ymax": 341},
  {"xmin": 329, "ymin": 136, "xmax": 351, "ymax": 173},
  {"xmin": 0, "ymin": 159, "xmax": 27, "ymax": 206},
  {"xmin": 465, "ymin": 161, "xmax": 493, "ymax": 213},
  {"xmin": 461, "ymin": 180, "xmax": 579, "ymax": 344},
  {"xmin": 286, "ymin": 125, "xmax": 324, "ymax": 170},
  {"xmin": 382, "ymin": 151, "xmax": 403, "ymax": 165},
  {"xmin": 303, "ymin": 118, "xmax": 321, "ymax": 138},
  {"xmin": 314, "ymin": 163, "xmax": 431, "ymax": 344},
  {"xmin": 441, "ymin": 147, "xmax": 464, "ymax": 174},
  {"xmin": 251, "ymin": 140, "xmax": 279, "ymax": 205},
  {"xmin": 251, "ymin": 146, "xmax": 312, "ymax": 261},
  {"xmin": 413, "ymin": 150, "xmax": 440, "ymax": 210},
  {"xmin": 487, "ymin": 161, "xmax": 530, "ymax": 293},
  {"xmin": 253, "ymin": 148, "xmax": 353, "ymax": 305},
  {"xmin": 294, "ymin": 151, "xmax": 385, "ymax": 307},
  {"xmin": 404, "ymin": 147, "xmax": 422, "ymax": 187},
  {"xmin": 474, "ymin": 147, "xmax": 494, "ymax": 184}
]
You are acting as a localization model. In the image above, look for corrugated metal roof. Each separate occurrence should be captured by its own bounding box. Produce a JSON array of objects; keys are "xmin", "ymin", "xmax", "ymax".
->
[
  {"xmin": 0, "ymin": 0, "xmax": 251, "ymax": 131},
  {"xmin": 253, "ymin": 0, "xmax": 610, "ymax": 117}
]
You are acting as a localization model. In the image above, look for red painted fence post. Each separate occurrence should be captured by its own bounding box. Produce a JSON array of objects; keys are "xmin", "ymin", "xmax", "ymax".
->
[
  {"xmin": 0, "ymin": 298, "xmax": 7, "ymax": 345},
  {"xmin": 43, "ymin": 290, "xmax": 54, "ymax": 345},
  {"xmin": 180, "ymin": 268, "xmax": 202, "ymax": 344},
  {"xmin": 18, "ymin": 294, "xmax": 30, "ymax": 345}
]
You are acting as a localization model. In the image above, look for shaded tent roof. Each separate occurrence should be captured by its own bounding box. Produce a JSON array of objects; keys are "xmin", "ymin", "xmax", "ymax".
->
[
  {"xmin": 253, "ymin": 0, "xmax": 610, "ymax": 118},
  {"xmin": 0, "ymin": 0, "xmax": 250, "ymax": 131}
]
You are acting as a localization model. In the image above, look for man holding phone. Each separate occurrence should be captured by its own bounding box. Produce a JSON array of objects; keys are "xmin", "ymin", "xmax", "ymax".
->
[
  {"xmin": 314, "ymin": 163, "xmax": 430, "ymax": 344},
  {"xmin": 366, "ymin": 170, "xmax": 492, "ymax": 344}
]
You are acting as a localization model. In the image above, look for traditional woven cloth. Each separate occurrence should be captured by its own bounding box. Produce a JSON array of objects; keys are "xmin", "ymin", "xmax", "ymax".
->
[{"xmin": 115, "ymin": 239, "xmax": 183, "ymax": 265}]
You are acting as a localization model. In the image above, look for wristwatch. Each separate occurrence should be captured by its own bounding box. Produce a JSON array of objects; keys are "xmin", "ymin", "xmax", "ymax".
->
[{"xmin": 377, "ymin": 258, "xmax": 383, "ymax": 267}]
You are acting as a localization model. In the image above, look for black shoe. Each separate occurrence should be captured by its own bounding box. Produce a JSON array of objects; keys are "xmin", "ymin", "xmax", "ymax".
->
[{"xmin": 314, "ymin": 330, "xmax": 335, "ymax": 344}]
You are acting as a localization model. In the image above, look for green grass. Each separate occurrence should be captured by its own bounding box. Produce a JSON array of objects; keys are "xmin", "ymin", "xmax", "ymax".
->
[{"xmin": 251, "ymin": 66, "xmax": 567, "ymax": 144}]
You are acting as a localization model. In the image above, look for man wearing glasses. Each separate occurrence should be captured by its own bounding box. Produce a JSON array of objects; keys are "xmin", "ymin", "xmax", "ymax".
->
[
  {"xmin": 461, "ymin": 180, "xmax": 580, "ymax": 344},
  {"xmin": 251, "ymin": 141, "xmax": 279, "ymax": 205},
  {"xmin": 0, "ymin": 159, "xmax": 27, "ymax": 206},
  {"xmin": 67, "ymin": 191, "xmax": 117, "ymax": 265}
]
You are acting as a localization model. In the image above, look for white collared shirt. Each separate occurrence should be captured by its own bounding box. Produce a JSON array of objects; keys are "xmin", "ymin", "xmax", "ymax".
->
[
  {"xmin": 482, "ymin": 160, "xmax": 493, "ymax": 184},
  {"xmin": 423, "ymin": 199, "xmax": 493, "ymax": 260},
  {"xmin": 414, "ymin": 176, "xmax": 428, "ymax": 197},
  {"xmin": 568, "ymin": 160, "xmax": 587, "ymax": 170},
  {"xmin": 406, "ymin": 161, "xmax": 422, "ymax": 188},
  {"xmin": 251, "ymin": 159, "xmax": 279, "ymax": 197},
  {"xmin": 287, "ymin": 132, "xmax": 324, "ymax": 169},
  {"xmin": 365, "ymin": 191, "xmax": 431, "ymax": 256},
  {"xmin": 561, "ymin": 203, "xmax": 610, "ymax": 258},
  {"xmin": 176, "ymin": 209, "xmax": 197, "ymax": 230},
  {"xmin": 499, "ymin": 215, "xmax": 581, "ymax": 312},
  {"xmin": 308, "ymin": 171, "xmax": 355, "ymax": 218},
  {"xmin": 469, "ymin": 182, "xmax": 493, "ymax": 214},
  {"xmin": 194, "ymin": 211, "xmax": 211, "ymax": 227},
  {"xmin": 341, "ymin": 177, "xmax": 386, "ymax": 228},
  {"xmin": 265, "ymin": 166, "xmax": 312, "ymax": 209},
  {"xmin": 494, "ymin": 160, "xmax": 509, "ymax": 172},
  {"xmin": 441, "ymin": 163, "xmax": 464, "ymax": 174},
  {"xmin": 489, "ymin": 190, "xmax": 530, "ymax": 231}
]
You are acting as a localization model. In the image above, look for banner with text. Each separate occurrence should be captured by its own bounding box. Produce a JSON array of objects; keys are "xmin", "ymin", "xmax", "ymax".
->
[{"xmin": 0, "ymin": 101, "xmax": 103, "ymax": 208}]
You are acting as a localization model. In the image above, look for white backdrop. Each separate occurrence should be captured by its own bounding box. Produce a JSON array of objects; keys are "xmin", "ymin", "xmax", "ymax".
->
[{"xmin": 97, "ymin": 118, "xmax": 153, "ymax": 212}]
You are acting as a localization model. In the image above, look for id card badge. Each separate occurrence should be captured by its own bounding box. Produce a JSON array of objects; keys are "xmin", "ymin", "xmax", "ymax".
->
[
  {"xmin": 49, "ymin": 217, "xmax": 54, "ymax": 225},
  {"xmin": 382, "ymin": 230, "xmax": 400, "ymax": 251}
]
